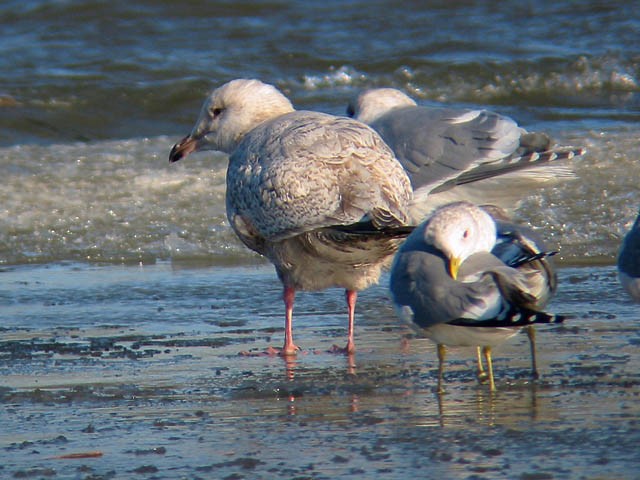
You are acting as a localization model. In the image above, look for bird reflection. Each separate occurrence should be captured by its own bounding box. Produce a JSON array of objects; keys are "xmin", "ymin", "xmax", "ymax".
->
[
  {"xmin": 346, "ymin": 352, "xmax": 357, "ymax": 376},
  {"xmin": 280, "ymin": 354, "xmax": 298, "ymax": 381},
  {"xmin": 277, "ymin": 351, "xmax": 360, "ymax": 417},
  {"xmin": 433, "ymin": 380, "xmax": 540, "ymax": 428},
  {"xmin": 433, "ymin": 388, "xmax": 497, "ymax": 427}
]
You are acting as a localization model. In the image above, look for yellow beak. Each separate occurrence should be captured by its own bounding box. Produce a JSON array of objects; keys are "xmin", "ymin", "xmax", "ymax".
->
[{"xmin": 449, "ymin": 256, "xmax": 461, "ymax": 280}]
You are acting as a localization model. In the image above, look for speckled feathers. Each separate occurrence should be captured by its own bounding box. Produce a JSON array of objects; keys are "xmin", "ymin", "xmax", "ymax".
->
[{"xmin": 227, "ymin": 110, "xmax": 412, "ymax": 243}]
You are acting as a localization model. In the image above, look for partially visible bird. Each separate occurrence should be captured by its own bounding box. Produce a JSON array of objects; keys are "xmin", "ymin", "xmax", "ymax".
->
[
  {"xmin": 347, "ymin": 88, "xmax": 586, "ymax": 222},
  {"xmin": 617, "ymin": 209, "xmax": 640, "ymax": 302},
  {"xmin": 169, "ymin": 79, "xmax": 413, "ymax": 355},
  {"xmin": 389, "ymin": 201, "xmax": 564, "ymax": 392},
  {"xmin": 482, "ymin": 205, "xmax": 558, "ymax": 380}
]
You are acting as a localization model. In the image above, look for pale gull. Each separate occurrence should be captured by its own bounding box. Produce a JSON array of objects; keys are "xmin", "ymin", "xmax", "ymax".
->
[
  {"xmin": 617, "ymin": 209, "xmax": 640, "ymax": 301},
  {"xmin": 169, "ymin": 79, "xmax": 413, "ymax": 355},
  {"xmin": 347, "ymin": 88, "xmax": 586, "ymax": 221},
  {"xmin": 389, "ymin": 201, "xmax": 564, "ymax": 392}
]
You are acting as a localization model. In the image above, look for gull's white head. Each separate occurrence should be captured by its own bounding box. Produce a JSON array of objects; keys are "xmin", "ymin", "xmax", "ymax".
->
[
  {"xmin": 423, "ymin": 201, "xmax": 497, "ymax": 279},
  {"xmin": 347, "ymin": 88, "xmax": 417, "ymax": 124},
  {"xmin": 170, "ymin": 79, "xmax": 295, "ymax": 161}
]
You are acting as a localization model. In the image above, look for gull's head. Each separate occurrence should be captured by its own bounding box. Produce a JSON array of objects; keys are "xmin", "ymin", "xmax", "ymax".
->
[
  {"xmin": 346, "ymin": 88, "xmax": 417, "ymax": 124},
  {"xmin": 169, "ymin": 79, "xmax": 295, "ymax": 162},
  {"xmin": 423, "ymin": 201, "xmax": 497, "ymax": 279}
]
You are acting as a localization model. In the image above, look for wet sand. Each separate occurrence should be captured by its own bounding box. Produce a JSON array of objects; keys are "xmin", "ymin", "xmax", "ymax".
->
[{"xmin": 1, "ymin": 263, "xmax": 639, "ymax": 479}]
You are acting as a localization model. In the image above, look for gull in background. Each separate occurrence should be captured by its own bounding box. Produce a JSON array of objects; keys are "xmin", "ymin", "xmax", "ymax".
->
[
  {"xmin": 170, "ymin": 79, "xmax": 413, "ymax": 356},
  {"xmin": 618, "ymin": 209, "xmax": 640, "ymax": 302},
  {"xmin": 348, "ymin": 88, "xmax": 586, "ymax": 222}
]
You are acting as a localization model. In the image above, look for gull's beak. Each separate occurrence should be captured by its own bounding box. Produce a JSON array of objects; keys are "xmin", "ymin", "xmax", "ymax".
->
[
  {"xmin": 449, "ymin": 256, "xmax": 461, "ymax": 280},
  {"xmin": 169, "ymin": 134, "xmax": 198, "ymax": 163}
]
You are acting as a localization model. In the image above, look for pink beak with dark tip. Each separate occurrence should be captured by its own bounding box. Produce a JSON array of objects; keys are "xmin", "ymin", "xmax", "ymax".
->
[{"xmin": 169, "ymin": 134, "xmax": 198, "ymax": 163}]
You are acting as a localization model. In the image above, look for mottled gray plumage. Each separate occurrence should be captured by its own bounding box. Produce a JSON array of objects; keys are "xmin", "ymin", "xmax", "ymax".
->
[
  {"xmin": 618, "ymin": 210, "xmax": 640, "ymax": 302},
  {"xmin": 348, "ymin": 88, "xmax": 586, "ymax": 220},
  {"xmin": 170, "ymin": 79, "xmax": 413, "ymax": 354},
  {"xmin": 226, "ymin": 111, "xmax": 410, "ymax": 266}
]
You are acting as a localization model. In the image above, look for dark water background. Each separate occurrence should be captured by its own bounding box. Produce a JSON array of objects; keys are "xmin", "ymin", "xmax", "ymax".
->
[
  {"xmin": 2, "ymin": 1, "xmax": 639, "ymax": 144},
  {"xmin": 1, "ymin": 1, "xmax": 639, "ymax": 479}
]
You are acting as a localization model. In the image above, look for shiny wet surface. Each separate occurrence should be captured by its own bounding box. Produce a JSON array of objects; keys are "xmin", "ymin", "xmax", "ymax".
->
[
  {"xmin": 2, "ymin": 2, "xmax": 639, "ymax": 478},
  {"xmin": 1, "ymin": 263, "xmax": 638, "ymax": 479}
]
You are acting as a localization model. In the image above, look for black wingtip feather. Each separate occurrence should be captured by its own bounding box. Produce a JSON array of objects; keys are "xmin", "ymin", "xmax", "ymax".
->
[
  {"xmin": 448, "ymin": 146, "xmax": 587, "ymax": 188},
  {"xmin": 449, "ymin": 309, "xmax": 565, "ymax": 328}
]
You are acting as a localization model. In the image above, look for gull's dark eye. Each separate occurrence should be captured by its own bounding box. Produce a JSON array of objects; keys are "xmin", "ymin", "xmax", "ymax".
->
[
  {"xmin": 212, "ymin": 107, "xmax": 222, "ymax": 117},
  {"xmin": 463, "ymin": 230, "xmax": 469, "ymax": 239}
]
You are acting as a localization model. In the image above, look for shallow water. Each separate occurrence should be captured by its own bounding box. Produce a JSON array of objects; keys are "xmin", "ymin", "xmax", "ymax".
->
[
  {"xmin": 1, "ymin": 1, "xmax": 639, "ymax": 478},
  {"xmin": 1, "ymin": 263, "xmax": 639, "ymax": 479}
]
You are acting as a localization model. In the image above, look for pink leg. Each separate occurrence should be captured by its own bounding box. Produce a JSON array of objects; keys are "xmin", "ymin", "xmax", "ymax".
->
[
  {"xmin": 345, "ymin": 289, "xmax": 357, "ymax": 354},
  {"xmin": 281, "ymin": 286, "xmax": 300, "ymax": 356}
]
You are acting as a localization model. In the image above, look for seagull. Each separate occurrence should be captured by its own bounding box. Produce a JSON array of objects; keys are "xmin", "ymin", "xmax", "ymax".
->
[
  {"xmin": 482, "ymin": 205, "xmax": 558, "ymax": 380},
  {"xmin": 617, "ymin": 209, "xmax": 640, "ymax": 301},
  {"xmin": 389, "ymin": 201, "xmax": 564, "ymax": 392},
  {"xmin": 347, "ymin": 88, "xmax": 586, "ymax": 222},
  {"xmin": 169, "ymin": 79, "xmax": 413, "ymax": 356}
]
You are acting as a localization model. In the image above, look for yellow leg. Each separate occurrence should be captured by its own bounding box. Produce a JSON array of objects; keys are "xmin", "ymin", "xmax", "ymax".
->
[
  {"xmin": 482, "ymin": 346, "xmax": 496, "ymax": 392},
  {"xmin": 437, "ymin": 344, "xmax": 446, "ymax": 394},
  {"xmin": 526, "ymin": 326, "xmax": 539, "ymax": 380},
  {"xmin": 476, "ymin": 346, "xmax": 488, "ymax": 383}
]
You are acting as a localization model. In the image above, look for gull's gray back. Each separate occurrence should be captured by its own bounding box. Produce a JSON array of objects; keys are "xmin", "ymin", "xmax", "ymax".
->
[
  {"xmin": 370, "ymin": 106, "xmax": 521, "ymax": 194},
  {"xmin": 390, "ymin": 246, "xmax": 498, "ymax": 328}
]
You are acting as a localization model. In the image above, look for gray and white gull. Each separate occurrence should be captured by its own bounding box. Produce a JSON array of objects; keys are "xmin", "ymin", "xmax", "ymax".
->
[
  {"xmin": 389, "ymin": 201, "xmax": 563, "ymax": 392},
  {"xmin": 348, "ymin": 88, "xmax": 586, "ymax": 221},
  {"xmin": 618, "ymin": 209, "xmax": 640, "ymax": 302},
  {"xmin": 169, "ymin": 79, "xmax": 413, "ymax": 355},
  {"xmin": 483, "ymin": 205, "xmax": 558, "ymax": 380}
]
